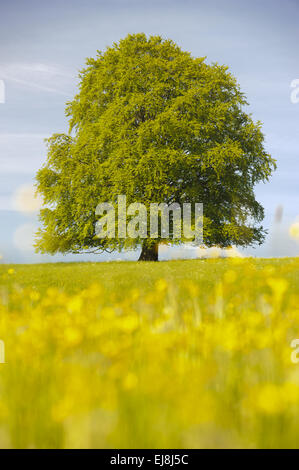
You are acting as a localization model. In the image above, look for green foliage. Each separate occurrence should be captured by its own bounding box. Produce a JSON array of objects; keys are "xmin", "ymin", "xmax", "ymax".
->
[{"xmin": 35, "ymin": 33, "xmax": 276, "ymax": 256}]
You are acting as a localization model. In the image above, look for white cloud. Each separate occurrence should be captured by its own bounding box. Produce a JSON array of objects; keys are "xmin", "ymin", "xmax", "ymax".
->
[
  {"xmin": 0, "ymin": 133, "xmax": 49, "ymax": 174},
  {"xmin": 0, "ymin": 195, "xmax": 13, "ymax": 211},
  {"xmin": 13, "ymin": 223, "xmax": 37, "ymax": 252},
  {"xmin": 12, "ymin": 184, "xmax": 42, "ymax": 214},
  {"xmin": 0, "ymin": 62, "xmax": 75, "ymax": 96},
  {"xmin": 0, "ymin": 79, "xmax": 5, "ymax": 103}
]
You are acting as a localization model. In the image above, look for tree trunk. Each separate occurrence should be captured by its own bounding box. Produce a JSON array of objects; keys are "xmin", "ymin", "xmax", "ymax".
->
[{"xmin": 138, "ymin": 241, "xmax": 159, "ymax": 261}]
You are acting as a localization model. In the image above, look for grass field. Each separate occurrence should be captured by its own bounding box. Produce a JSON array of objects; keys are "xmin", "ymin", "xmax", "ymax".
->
[{"xmin": 0, "ymin": 257, "xmax": 299, "ymax": 448}]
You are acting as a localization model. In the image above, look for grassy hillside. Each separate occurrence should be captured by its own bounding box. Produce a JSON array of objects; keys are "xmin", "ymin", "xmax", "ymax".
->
[{"xmin": 0, "ymin": 257, "xmax": 299, "ymax": 448}]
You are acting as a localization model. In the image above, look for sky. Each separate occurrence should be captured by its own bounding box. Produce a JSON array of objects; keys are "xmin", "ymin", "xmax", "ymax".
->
[{"xmin": 0, "ymin": 0, "xmax": 298, "ymax": 263}]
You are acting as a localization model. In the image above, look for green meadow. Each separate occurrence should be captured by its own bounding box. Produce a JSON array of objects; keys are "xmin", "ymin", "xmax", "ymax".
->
[{"xmin": 1, "ymin": 257, "xmax": 298, "ymax": 294}]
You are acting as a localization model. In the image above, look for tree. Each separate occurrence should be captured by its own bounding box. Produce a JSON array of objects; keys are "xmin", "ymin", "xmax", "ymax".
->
[{"xmin": 35, "ymin": 33, "xmax": 276, "ymax": 261}]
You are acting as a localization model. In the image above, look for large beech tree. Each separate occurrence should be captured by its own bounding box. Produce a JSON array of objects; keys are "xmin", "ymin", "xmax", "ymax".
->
[{"xmin": 35, "ymin": 33, "xmax": 275, "ymax": 261}]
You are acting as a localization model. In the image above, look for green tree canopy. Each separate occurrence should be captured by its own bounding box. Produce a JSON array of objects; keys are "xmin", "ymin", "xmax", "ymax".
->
[{"xmin": 35, "ymin": 33, "xmax": 275, "ymax": 261}]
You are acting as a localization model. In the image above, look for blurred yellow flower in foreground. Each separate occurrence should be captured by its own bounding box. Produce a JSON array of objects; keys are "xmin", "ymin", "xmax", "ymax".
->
[
  {"xmin": 267, "ymin": 277, "xmax": 288, "ymax": 301},
  {"xmin": 155, "ymin": 278, "xmax": 168, "ymax": 292},
  {"xmin": 0, "ymin": 259, "xmax": 298, "ymax": 448}
]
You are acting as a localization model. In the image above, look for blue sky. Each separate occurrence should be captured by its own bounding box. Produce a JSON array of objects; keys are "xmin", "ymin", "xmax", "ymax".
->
[{"xmin": 0, "ymin": 0, "xmax": 298, "ymax": 262}]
